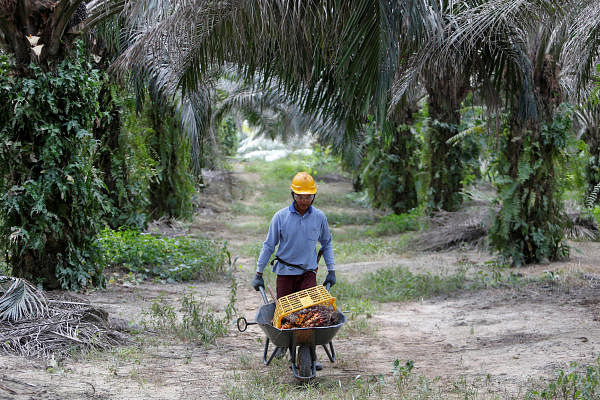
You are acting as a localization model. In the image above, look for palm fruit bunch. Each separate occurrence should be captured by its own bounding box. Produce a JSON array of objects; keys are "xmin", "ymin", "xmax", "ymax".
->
[
  {"xmin": 279, "ymin": 305, "xmax": 338, "ymax": 329},
  {"xmin": 66, "ymin": 2, "xmax": 87, "ymax": 31}
]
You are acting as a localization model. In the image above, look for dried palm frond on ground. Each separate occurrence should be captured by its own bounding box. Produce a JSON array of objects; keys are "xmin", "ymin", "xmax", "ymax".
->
[
  {"xmin": 279, "ymin": 305, "xmax": 339, "ymax": 329},
  {"xmin": 566, "ymin": 213, "xmax": 599, "ymax": 241},
  {"xmin": 0, "ymin": 277, "xmax": 48, "ymax": 322},
  {"xmin": 414, "ymin": 207, "xmax": 492, "ymax": 252},
  {"xmin": 0, "ymin": 277, "xmax": 128, "ymax": 359},
  {"xmin": 414, "ymin": 207, "xmax": 599, "ymax": 252}
]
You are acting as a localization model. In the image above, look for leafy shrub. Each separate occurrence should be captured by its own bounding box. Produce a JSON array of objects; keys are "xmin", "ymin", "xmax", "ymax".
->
[
  {"xmin": 589, "ymin": 204, "xmax": 600, "ymax": 229},
  {"xmin": 527, "ymin": 359, "xmax": 600, "ymax": 399},
  {"xmin": 0, "ymin": 261, "xmax": 10, "ymax": 276},
  {"xmin": 147, "ymin": 100, "xmax": 195, "ymax": 220},
  {"xmin": 218, "ymin": 116, "xmax": 239, "ymax": 157},
  {"xmin": 97, "ymin": 229, "xmax": 229, "ymax": 282},
  {"xmin": 304, "ymin": 143, "xmax": 343, "ymax": 177}
]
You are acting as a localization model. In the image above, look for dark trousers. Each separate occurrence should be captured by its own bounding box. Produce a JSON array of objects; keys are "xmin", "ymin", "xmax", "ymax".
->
[{"xmin": 276, "ymin": 271, "xmax": 317, "ymax": 299}]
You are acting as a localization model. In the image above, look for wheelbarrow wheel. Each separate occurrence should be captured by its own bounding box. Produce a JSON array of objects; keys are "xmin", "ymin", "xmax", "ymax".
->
[{"xmin": 297, "ymin": 345, "xmax": 312, "ymax": 378}]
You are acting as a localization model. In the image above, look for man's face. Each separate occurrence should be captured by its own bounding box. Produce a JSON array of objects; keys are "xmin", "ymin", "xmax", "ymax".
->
[{"xmin": 293, "ymin": 193, "xmax": 315, "ymax": 213}]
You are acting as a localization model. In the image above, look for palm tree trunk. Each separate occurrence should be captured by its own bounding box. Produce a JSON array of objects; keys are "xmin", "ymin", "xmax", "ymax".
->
[
  {"xmin": 148, "ymin": 102, "xmax": 194, "ymax": 220},
  {"xmin": 583, "ymin": 126, "xmax": 600, "ymax": 203},
  {"xmin": 424, "ymin": 69, "xmax": 470, "ymax": 211}
]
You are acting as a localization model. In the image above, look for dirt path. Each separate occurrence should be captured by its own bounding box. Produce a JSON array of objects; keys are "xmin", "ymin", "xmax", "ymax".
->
[{"xmin": 1, "ymin": 168, "xmax": 600, "ymax": 399}]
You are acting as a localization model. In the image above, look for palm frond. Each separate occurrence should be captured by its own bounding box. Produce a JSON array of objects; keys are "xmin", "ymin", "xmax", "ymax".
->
[
  {"xmin": 178, "ymin": 87, "xmax": 216, "ymax": 173},
  {"xmin": 559, "ymin": 1, "xmax": 600, "ymax": 101},
  {"xmin": 214, "ymin": 76, "xmax": 347, "ymax": 146},
  {"xmin": 0, "ymin": 293, "xmax": 127, "ymax": 359},
  {"xmin": 0, "ymin": 276, "xmax": 48, "ymax": 322},
  {"xmin": 114, "ymin": 0, "xmax": 437, "ymax": 131},
  {"xmin": 574, "ymin": 102, "xmax": 600, "ymax": 140}
]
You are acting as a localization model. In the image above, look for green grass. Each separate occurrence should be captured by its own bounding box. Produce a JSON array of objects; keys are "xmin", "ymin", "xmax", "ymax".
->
[
  {"xmin": 333, "ymin": 263, "xmax": 524, "ymax": 304},
  {"xmin": 333, "ymin": 234, "xmax": 414, "ymax": 264},
  {"xmin": 334, "ymin": 266, "xmax": 468, "ymax": 303},
  {"xmin": 314, "ymin": 191, "xmax": 370, "ymax": 209},
  {"xmin": 231, "ymin": 200, "xmax": 287, "ymax": 219},
  {"xmin": 226, "ymin": 220, "xmax": 266, "ymax": 235},
  {"xmin": 224, "ymin": 354, "xmax": 598, "ymax": 399},
  {"xmin": 326, "ymin": 212, "xmax": 381, "ymax": 226},
  {"xmin": 222, "ymin": 357, "xmax": 506, "ymax": 399},
  {"xmin": 243, "ymin": 157, "xmax": 316, "ymax": 183},
  {"xmin": 364, "ymin": 208, "xmax": 427, "ymax": 237},
  {"xmin": 335, "ymin": 297, "xmax": 377, "ymax": 338}
]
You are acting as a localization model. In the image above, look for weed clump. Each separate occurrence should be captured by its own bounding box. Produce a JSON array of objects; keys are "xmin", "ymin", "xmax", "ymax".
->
[{"xmin": 142, "ymin": 287, "xmax": 236, "ymax": 345}]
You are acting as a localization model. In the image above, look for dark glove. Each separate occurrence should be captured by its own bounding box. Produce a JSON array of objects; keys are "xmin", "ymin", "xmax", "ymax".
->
[
  {"xmin": 251, "ymin": 273, "xmax": 264, "ymax": 291},
  {"xmin": 323, "ymin": 270, "xmax": 336, "ymax": 287}
]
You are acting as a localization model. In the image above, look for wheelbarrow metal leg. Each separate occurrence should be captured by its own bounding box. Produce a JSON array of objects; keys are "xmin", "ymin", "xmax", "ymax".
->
[
  {"xmin": 263, "ymin": 337, "xmax": 280, "ymax": 366},
  {"xmin": 288, "ymin": 334, "xmax": 297, "ymax": 366},
  {"xmin": 322, "ymin": 341, "xmax": 336, "ymax": 362}
]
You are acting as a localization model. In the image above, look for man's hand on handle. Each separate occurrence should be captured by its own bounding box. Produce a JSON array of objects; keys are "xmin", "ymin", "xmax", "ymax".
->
[
  {"xmin": 323, "ymin": 270, "xmax": 336, "ymax": 287},
  {"xmin": 252, "ymin": 273, "xmax": 264, "ymax": 291}
]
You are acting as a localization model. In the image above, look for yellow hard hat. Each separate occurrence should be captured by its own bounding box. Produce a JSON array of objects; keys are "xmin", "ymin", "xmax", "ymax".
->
[{"xmin": 290, "ymin": 172, "xmax": 317, "ymax": 194}]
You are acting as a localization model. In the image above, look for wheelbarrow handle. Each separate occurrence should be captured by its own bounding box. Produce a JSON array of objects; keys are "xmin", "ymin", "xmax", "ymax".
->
[
  {"xmin": 318, "ymin": 249, "xmax": 333, "ymax": 291},
  {"xmin": 236, "ymin": 316, "xmax": 259, "ymax": 332},
  {"xmin": 259, "ymin": 286, "xmax": 269, "ymax": 305}
]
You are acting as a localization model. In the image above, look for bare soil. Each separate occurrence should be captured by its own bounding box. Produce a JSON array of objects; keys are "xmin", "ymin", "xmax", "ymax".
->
[{"xmin": 1, "ymin": 168, "xmax": 599, "ymax": 399}]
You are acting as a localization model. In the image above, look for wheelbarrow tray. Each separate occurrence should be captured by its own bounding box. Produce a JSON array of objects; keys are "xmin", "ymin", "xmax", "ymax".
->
[{"xmin": 255, "ymin": 302, "xmax": 346, "ymax": 348}]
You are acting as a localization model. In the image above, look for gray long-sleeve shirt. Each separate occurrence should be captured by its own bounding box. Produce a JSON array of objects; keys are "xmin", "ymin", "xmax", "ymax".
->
[{"xmin": 256, "ymin": 204, "xmax": 335, "ymax": 275}]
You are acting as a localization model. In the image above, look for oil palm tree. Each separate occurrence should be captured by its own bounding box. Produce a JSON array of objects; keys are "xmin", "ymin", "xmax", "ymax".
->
[
  {"xmin": 412, "ymin": 0, "xmax": 599, "ymax": 265},
  {"xmin": 359, "ymin": 91, "xmax": 422, "ymax": 213},
  {"xmin": 0, "ymin": 0, "xmax": 142, "ymax": 288}
]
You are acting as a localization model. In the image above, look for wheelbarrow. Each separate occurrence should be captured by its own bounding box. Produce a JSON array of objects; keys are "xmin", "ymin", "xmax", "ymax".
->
[{"xmin": 237, "ymin": 284, "xmax": 346, "ymax": 380}]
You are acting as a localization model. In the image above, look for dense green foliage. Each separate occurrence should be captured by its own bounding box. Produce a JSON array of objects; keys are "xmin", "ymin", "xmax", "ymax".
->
[
  {"xmin": 489, "ymin": 105, "xmax": 572, "ymax": 266},
  {"xmin": 218, "ymin": 116, "xmax": 240, "ymax": 158},
  {"xmin": 0, "ymin": 47, "xmax": 107, "ymax": 289},
  {"xmin": 425, "ymin": 119, "xmax": 466, "ymax": 211},
  {"xmin": 95, "ymin": 86, "xmax": 154, "ymax": 230},
  {"xmin": 97, "ymin": 229, "xmax": 229, "ymax": 282},
  {"xmin": 360, "ymin": 119, "xmax": 420, "ymax": 213},
  {"xmin": 147, "ymin": 101, "xmax": 195, "ymax": 220}
]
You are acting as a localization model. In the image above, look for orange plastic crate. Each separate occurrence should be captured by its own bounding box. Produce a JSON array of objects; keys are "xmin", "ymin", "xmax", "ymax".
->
[{"xmin": 272, "ymin": 285, "xmax": 336, "ymax": 328}]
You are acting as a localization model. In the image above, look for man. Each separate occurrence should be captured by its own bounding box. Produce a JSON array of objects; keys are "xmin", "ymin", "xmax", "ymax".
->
[
  {"xmin": 251, "ymin": 171, "xmax": 336, "ymax": 298},
  {"xmin": 251, "ymin": 172, "xmax": 336, "ymax": 368}
]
